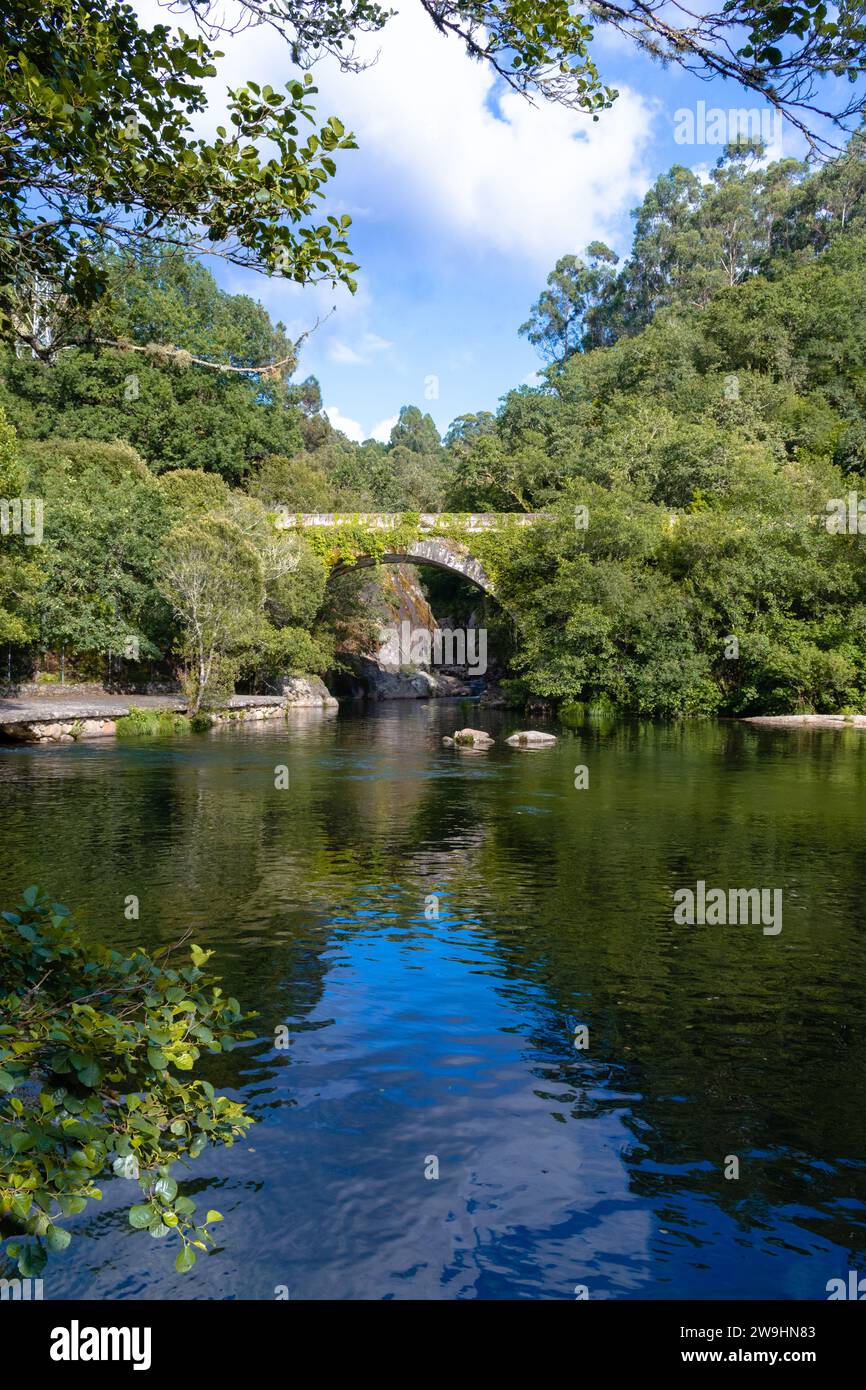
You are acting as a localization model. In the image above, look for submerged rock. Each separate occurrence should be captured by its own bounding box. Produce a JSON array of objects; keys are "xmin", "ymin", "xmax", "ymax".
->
[
  {"xmin": 506, "ymin": 730, "xmax": 557, "ymax": 747},
  {"xmin": 453, "ymin": 727, "xmax": 494, "ymax": 746}
]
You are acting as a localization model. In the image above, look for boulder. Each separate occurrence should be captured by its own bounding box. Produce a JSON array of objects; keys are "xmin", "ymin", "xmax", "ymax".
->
[
  {"xmin": 505, "ymin": 730, "xmax": 557, "ymax": 747},
  {"xmin": 453, "ymin": 727, "xmax": 494, "ymax": 746},
  {"xmin": 442, "ymin": 736, "xmax": 454, "ymax": 745},
  {"xmin": 279, "ymin": 676, "xmax": 338, "ymax": 708}
]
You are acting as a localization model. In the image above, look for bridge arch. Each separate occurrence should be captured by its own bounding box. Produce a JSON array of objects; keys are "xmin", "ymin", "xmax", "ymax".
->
[
  {"xmin": 331, "ymin": 536, "xmax": 495, "ymax": 595},
  {"xmin": 274, "ymin": 512, "xmax": 544, "ymax": 596}
]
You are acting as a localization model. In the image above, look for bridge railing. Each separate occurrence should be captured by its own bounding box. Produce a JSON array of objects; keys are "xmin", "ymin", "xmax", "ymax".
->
[{"xmin": 274, "ymin": 511, "xmax": 544, "ymax": 532}]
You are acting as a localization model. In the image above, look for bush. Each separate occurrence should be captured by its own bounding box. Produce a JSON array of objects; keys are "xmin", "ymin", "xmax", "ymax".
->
[
  {"xmin": 0, "ymin": 888, "xmax": 254, "ymax": 1278},
  {"xmin": 116, "ymin": 707, "xmax": 191, "ymax": 737}
]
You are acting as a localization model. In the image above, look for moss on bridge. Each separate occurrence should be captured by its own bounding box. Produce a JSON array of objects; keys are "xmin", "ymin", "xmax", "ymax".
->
[{"xmin": 281, "ymin": 511, "xmax": 537, "ymax": 593}]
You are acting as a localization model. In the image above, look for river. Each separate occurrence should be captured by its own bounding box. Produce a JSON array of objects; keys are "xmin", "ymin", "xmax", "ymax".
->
[{"xmin": 1, "ymin": 702, "xmax": 865, "ymax": 1299}]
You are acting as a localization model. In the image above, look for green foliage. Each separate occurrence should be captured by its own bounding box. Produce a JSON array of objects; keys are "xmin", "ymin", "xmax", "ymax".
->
[
  {"xmin": 116, "ymin": 708, "xmax": 193, "ymax": 737},
  {"xmin": 0, "ymin": 408, "xmax": 43, "ymax": 646},
  {"xmin": 23, "ymin": 440, "xmax": 170, "ymax": 665},
  {"xmin": 101, "ymin": 245, "xmax": 293, "ymax": 369},
  {"xmin": 519, "ymin": 245, "xmax": 619, "ymax": 362},
  {"xmin": 159, "ymin": 518, "xmax": 264, "ymax": 714},
  {"xmin": 0, "ymin": 888, "xmax": 254, "ymax": 1278},
  {"xmin": 447, "ymin": 142, "xmax": 866, "ymax": 716},
  {"xmin": 0, "ymin": 248, "xmax": 307, "ymax": 482},
  {"xmin": 248, "ymin": 453, "xmax": 334, "ymax": 510},
  {"xmin": 0, "ymin": 345, "xmax": 304, "ymax": 484},
  {"xmin": 521, "ymin": 139, "xmax": 866, "ymax": 361},
  {"xmin": 0, "ymin": 0, "xmax": 358, "ymax": 347}
]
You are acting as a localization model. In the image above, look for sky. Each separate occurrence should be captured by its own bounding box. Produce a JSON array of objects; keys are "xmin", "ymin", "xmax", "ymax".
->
[{"xmin": 137, "ymin": 2, "xmax": 826, "ymax": 443}]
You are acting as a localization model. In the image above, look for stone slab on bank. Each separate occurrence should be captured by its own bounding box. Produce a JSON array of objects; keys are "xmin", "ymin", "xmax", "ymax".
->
[
  {"xmin": 743, "ymin": 714, "xmax": 866, "ymax": 729},
  {"xmin": 0, "ymin": 677, "xmax": 337, "ymax": 743}
]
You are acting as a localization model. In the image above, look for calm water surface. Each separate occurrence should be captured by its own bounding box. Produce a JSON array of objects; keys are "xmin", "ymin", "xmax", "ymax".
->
[{"xmin": 2, "ymin": 703, "xmax": 865, "ymax": 1300}]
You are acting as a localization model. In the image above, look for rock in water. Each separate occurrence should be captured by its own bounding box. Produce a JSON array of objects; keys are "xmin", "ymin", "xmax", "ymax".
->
[
  {"xmin": 506, "ymin": 730, "xmax": 557, "ymax": 747},
  {"xmin": 453, "ymin": 727, "xmax": 494, "ymax": 746}
]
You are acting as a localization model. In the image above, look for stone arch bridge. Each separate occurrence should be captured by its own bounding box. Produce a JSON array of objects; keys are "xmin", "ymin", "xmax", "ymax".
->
[{"xmin": 275, "ymin": 512, "xmax": 545, "ymax": 595}]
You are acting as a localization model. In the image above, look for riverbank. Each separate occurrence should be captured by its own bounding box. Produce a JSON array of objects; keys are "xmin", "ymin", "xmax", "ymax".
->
[
  {"xmin": 742, "ymin": 714, "xmax": 866, "ymax": 729},
  {"xmin": 0, "ymin": 677, "xmax": 337, "ymax": 743}
]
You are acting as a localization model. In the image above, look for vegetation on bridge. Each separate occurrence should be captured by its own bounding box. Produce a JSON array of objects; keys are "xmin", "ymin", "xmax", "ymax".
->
[{"xmin": 286, "ymin": 511, "xmax": 533, "ymax": 584}]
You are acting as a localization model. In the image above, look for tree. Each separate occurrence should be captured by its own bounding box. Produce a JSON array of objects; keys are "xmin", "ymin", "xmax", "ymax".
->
[
  {"xmin": 444, "ymin": 412, "xmax": 496, "ymax": 449},
  {"xmin": 0, "ymin": 887, "xmax": 253, "ymax": 1280},
  {"xmin": 2, "ymin": 0, "xmax": 863, "ymax": 362},
  {"xmin": 158, "ymin": 517, "xmax": 265, "ymax": 713},
  {"xmin": 248, "ymin": 453, "xmax": 335, "ymax": 510},
  {"xmin": 613, "ymin": 167, "xmax": 708, "ymax": 332},
  {"xmin": 0, "ymin": 250, "xmax": 307, "ymax": 480},
  {"xmin": 0, "ymin": 409, "xmax": 43, "ymax": 654},
  {"xmin": 389, "ymin": 405, "xmax": 442, "ymax": 455},
  {"xmin": 0, "ymin": 345, "xmax": 305, "ymax": 483},
  {"xmin": 0, "ymin": 0, "xmax": 358, "ymax": 352},
  {"xmin": 520, "ymin": 246, "xmax": 619, "ymax": 364},
  {"xmin": 21, "ymin": 439, "xmax": 169, "ymax": 674},
  {"xmin": 100, "ymin": 245, "xmax": 294, "ymax": 370},
  {"xmin": 530, "ymin": 135, "xmax": 866, "ymax": 348}
]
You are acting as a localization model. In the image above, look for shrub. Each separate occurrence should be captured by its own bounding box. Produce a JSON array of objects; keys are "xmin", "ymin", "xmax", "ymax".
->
[
  {"xmin": 0, "ymin": 888, "xmax": 254, "ymax": 1278},
  {"xmin": 116, "ymin": 707, "xmax": 191, "ymax": 737}
]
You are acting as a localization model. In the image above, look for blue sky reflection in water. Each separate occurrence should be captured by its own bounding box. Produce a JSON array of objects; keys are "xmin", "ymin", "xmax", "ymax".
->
[{"xmin": 1, "ymin": 702, "xmax": 865, "ymax": 1300}]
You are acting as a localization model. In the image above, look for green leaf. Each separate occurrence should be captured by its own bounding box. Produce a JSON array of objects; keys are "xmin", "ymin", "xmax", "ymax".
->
[
  {"xmin": 176, "ymin": 1245, "xmax": 197, "ymax": 1273},
  {"xmin": 129, "ymin": 1204, "xmax": 154, "ymax": 1229},
  {"xmin": 46, "ymin": 1225, "xmax": 72, "ymax": 1252},
  {"xmin": 18, "ymin": 1243, "xmax": 47, "ymax": 1278},
  {"xmin": 113, "ymin": 1153, "xmax": 140, "ymax": 1180}
]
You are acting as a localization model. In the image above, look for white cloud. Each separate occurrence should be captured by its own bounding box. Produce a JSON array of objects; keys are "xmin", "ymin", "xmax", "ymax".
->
[
  {"xmin": 371, "ymin": 415, "xmax": 398, "ymax": 443},
  {"xmin": 328, "ymin": 331, "xmax": 394, "ymax": 365},
  {"xmin": 362, "ymin": 332, "xmax": 392, "ymax": 353},
  {"xmin": 324, "ymin": 405, "xmax": 366, "ymax": 442},
  {"xmin": 324, "ymin": 408, "xmax": 396, "ymax": 443},
  {"xmin": 310, "ymin": 8, "xmax": 656, "ymax": 267},
  {"xmin": 159, "ymin": 2, "xmax": 657, "ymax": 270},
  {"xmin": 329, "ymin": 340, "xmax": 366, "ymax": 365}
]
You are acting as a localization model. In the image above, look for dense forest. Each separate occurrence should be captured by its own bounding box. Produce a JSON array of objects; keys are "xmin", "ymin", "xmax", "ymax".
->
[{"xmin": 3, "ymin": 134, "xmax": 866, "ymax": 716}]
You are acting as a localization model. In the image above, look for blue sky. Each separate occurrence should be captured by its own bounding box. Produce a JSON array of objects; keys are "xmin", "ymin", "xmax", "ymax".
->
[{"xmin": 140, "ymin": 3, "xmax": 835, "ymax": 442}]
